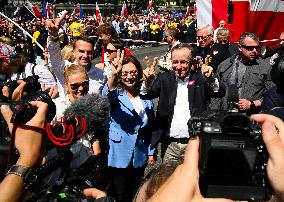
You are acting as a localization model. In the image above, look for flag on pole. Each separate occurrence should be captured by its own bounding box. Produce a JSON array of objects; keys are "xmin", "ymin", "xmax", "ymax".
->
[
  {"xmin": 46, "ymin": 2, "xmax": 51, "ymax": 18},
  {"xmin": 148, "ymin": 0, "xmax": 153, "ymax": 10},
  {"xmin": 52, "ymin": 0, "xmax": 57, "ymax": 18},
  {"xmin": 72, "ymin": 5, "xmax": 81, "ymax": 16},
  {"xmin": 185, "ymin": 6, "xmax": 190, "ymax": 17},
  {"xmin": 79, "ymin": 5, "xmax": 83, "ymax": 19},
  {"xmin": 42, "ymin": 0, "xmax": 47, "ymax": 17},
  {"xmin": 26, "ymin": 1, "xmax": 42, "ymax": 18},
  {"xmin": 95, "ymin": 2, "xmax": 102, "ymax": 22},
  {"xmin": 194, "ymin": 3, "xmax": 197, "ymax": 14},
  {"xmin": 121, "ymin": 1, "xmax": 127, "ymax": 18}
]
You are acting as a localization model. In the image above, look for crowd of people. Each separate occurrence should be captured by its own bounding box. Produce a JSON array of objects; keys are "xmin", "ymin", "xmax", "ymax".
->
[{"xmin": 0, "ymin": 5, "xmax": 284, "ymax": 202}]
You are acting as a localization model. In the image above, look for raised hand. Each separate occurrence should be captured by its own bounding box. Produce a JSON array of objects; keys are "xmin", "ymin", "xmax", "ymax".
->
[
  {"xmin": 46, "ymin": 10, "xmax": 68, "ymax": 37},
  {"xmin": 143, "ymin": 56, "xmax": 158, "ymax": 81},
  {"xmin": 111, "ymin": 49, "xmax": 124, "ymax": 76}
]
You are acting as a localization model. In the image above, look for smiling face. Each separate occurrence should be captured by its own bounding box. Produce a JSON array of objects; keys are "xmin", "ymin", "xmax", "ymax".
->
[
  {"xmin": 73, "ymin": 40, "xmax": 94, "ymax": 68},
  {"xmin": 64, "ymin": 65, "xmax": 89, "ymax": 102},
  {"xmin": 171, "ymin": 47, "xmax": 192, "ymax": 80},
  {"xmin": 121, "ymin": 62, "xmax": 139, "ymax": 91}
]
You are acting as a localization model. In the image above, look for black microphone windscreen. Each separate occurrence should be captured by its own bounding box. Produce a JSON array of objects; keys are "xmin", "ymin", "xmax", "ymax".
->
[
  {"xmin": 63, "ymin": 93, "xmax": 110, "ymax": 135},
  {"xmin": 227, "ymin": 84, "xmax": 239, "ymax": 103}
]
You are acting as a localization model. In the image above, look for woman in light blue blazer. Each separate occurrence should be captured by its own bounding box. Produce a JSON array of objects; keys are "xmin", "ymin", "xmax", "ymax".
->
[{"xmin": 102, "ymin": 52, "xmax": 155, "ymax": 202}]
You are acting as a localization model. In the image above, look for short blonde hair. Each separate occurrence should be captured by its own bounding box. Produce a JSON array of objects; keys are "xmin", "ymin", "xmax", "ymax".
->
[
  {"xmin": 61, "ymin": 45, "xmax": 75, "ymax": 62},
  {"xmin": 63, "ymin": 64, "xmax": 89, "ymax": 85}
]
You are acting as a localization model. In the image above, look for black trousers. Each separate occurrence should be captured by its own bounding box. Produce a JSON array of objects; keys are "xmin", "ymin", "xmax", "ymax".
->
[{"xmin": 108, "ymin": 164, "xmax": 146, "ymax": 202}]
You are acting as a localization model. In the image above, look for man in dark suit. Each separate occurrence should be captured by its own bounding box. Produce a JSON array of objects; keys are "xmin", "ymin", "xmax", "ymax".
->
[{"xmin": 141, "ymin": 43, "xmax": 226, "ymax": 163}]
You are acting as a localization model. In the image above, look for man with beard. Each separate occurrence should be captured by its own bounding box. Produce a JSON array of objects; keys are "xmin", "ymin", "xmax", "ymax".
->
[
  {"xmin": 195, "ymin": 25, "xmax": 230, "ymax": 72},
  {"xmin": 212, "ymin": 32, "xmax": 275, "ymax": 114}
]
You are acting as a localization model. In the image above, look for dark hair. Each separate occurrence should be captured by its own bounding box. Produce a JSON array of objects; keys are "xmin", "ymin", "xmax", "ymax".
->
[
  {"xmin": 167, "ymin": 28, "xmax": 180, "ymax": 40},
  {"xmin": 97, "ymin": 23, "xmax": 118, "ymax": 39},
  {"xmin": 119, "ymin": 55, "xmax": 143, "ymax": 90},
  {"xmin": 171, "ymin": 43, "xmax": 195, "ymax": 61},
  {"xmin": 239, "ymin": 32, "xmax": 259, "ymax": 45},
  {"xmin": 106, "ymin": 39, "xmax": 124, "ymax": 51},
  {"xmin": 73, "ymin": 36, "xmax": 95, "ymax": 50}
]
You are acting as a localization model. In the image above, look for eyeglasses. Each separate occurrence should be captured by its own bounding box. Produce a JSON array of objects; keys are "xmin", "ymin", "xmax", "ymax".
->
[
  {"xmin": 105, "ymin": 48, "xmax": 117, "ymax": 54},
  {"xmin": 121, "ymin": 71, "xmax": 138, "ymax": 77},
  {"xmin": 70, "ymin": 80, "xmax": 89, "ymax": 90},
  {"xmin": 196, "ymin": 34, "xmax": 212, "ymax": 41},
  {"xmin": 240, "ymin": 44, "xmax": 260, "ymax": 51}
]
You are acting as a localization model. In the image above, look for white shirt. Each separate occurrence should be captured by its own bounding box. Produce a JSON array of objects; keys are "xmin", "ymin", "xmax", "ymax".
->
[
  {"xmin": 129, "ymin": 96, "xmax": 148, "ymax": 123},
  {"xmin": 48, "ymin": 40, "xmax": 105, "ymax": 97},
  {"xmin": 10, "ymin": 63, "xmax": 57, "ymax": 87},
  {"xmin": 169, "ymin": 77, "xmax": 191, "ymax": 138}
]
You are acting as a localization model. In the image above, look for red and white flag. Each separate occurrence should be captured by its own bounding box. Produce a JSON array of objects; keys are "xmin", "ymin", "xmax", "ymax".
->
[
  {"xmin": 46, "ymin": 2, "xmax": 51, "ymax": 18},
  {"xmin": 148, "ymin": 0, "xmax": 153, "ymax": 10},
  {"xmin": 72, "ymin": 5, "xmax": 80, "ymax": 16},
  {"xmin": 26, "ymin": 1, "xmax": 42, "ymax": 18},
  {"xmin": 194, "ymin": 3, "xmax": 197, "ymax": 14},
  {"xmin": 121, "ymin": 2, "xmax": 128, "ymax": 18},
  {"xmin": 95, "ymin": 2, "xmax": 102, "ymax": 22},
  {"xmin": 185, "ymin": 6, "xmax": 190, "ymax": 17},
  {"xmin": 195, "ymin": 0, "xmax": 284, "ymax": 43}
]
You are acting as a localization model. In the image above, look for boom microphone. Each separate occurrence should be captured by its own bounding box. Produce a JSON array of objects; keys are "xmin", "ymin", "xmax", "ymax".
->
[{"xmin": 63, "ymin": 93, "xmax": 110, "ymax": 137}]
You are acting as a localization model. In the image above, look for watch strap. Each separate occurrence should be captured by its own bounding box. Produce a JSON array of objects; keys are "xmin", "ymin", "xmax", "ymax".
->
[{"xmin": 6, "ymin": 164, "xmax": 31, "ymax": 179}]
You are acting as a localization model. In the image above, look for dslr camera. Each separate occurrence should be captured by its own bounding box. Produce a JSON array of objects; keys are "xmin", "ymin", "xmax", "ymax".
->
[{"xmin": 188, "ymin": 109, "xmax": 272, "ymax": 201}]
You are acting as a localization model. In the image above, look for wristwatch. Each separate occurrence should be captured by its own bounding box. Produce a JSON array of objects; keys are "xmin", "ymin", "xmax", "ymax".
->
[
  {"xmin": 6, "ymin": 165, "xmax": 31, "ymax": 180},
  {"xmin": 250, "ymin": 100, "xmax": 256, "ymax": 109}
]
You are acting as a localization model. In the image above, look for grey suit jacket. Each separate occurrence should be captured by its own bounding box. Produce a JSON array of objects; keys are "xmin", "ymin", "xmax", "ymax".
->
[{"xmin": 211, "ymin": 54, "xmax": 275, "ymax": 112}]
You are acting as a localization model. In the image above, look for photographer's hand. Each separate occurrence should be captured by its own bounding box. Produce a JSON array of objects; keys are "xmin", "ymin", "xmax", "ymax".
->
[
  {"xmin": 0, "ymin": 101, "xmax": 48, "ymax": 202},
  {"xmin": 148, "ymin": 137, "xmax": 232, "ymax": 202},
  {"xmin": 251, "ymin": 114, "xmax": 284, "ymax": 202},
  {"xmin": 2, "ymin": 80, "xmax": 27, "ymax": 101}
]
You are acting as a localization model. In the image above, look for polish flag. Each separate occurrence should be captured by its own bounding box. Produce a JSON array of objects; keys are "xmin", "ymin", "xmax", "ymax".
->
[
  {"xmin": 46, "ymin": 2, "xmax": 51, "ymax": 19},
  {"xmin": 121, "ymin": 2, "xmax": 128, "ymax": 18},
  {"xmin": 95, "ymin": 2, "xmax": 102, "ymax": 22},
  {"xmin": 196, "ymin": 0, "xmax": 284, "ymax": 43},
  {"xmin": 26, "ymin": 1, "xmax": 42, "ymax": 18},
  {"xmin": 148, "ymin": 0, "xmax": 153, "ymax": 10},
  {"xmin": 72, "ymin": 5, "xmax": 80, "ymax": 16},
  {"xmin": 185, "ymin": 6, "xmax": 190, "ymax": 17}
]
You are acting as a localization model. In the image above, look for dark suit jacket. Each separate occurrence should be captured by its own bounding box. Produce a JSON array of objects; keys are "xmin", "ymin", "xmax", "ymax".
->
[{"xmin": 140, "ymin": 69, "xmax": 226, "ymax": 146}]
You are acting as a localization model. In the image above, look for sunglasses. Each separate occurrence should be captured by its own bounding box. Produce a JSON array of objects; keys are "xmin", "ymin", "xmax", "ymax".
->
[
  {"xmin": 196, "ymin": 34, "xmax": 212, "ymax": 41},
  {"xmin": 106, "ymin": 48, "xmax": 117, "ymax": 54},
  {"xmin": 70, "ymin": 80, "xmax": 89, "ymax": 90},
  {"xmin": 240, "ymin": 44, "xmax": 260, "ymax": 51}
]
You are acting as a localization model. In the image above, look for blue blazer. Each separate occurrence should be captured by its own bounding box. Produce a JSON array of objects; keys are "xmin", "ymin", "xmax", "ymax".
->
[{"xmin": 103, "ymin": 85, "xmax": 155, "ymax": 168}]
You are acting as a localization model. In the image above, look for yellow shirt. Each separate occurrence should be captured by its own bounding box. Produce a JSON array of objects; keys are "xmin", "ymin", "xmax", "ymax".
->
[
  {"xmin": 69, "ymin": 22, "xmax": 82, "ymax": 37},
  {"xmin": 150, "ymin": 23, "xmax": 159, "ymax": 34}
]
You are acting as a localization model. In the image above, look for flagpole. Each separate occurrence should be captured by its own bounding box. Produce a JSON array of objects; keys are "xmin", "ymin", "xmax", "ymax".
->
[{"xmin": 0, "ymin": 11, "xmax": 44, "ymax": 51}]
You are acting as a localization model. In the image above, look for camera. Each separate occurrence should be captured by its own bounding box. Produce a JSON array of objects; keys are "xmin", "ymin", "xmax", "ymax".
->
[{"xmin": 188, "ymin": 110, "xmax": 272, "ymax": 201}]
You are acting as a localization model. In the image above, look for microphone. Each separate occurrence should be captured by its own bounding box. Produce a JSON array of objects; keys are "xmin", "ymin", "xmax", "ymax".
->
[
  {"xmin": 63, "ymin": 93, "xmax": 110, "ymax": 136},
  {"xmin": 227, "ymin": 84, "xmax": 239, "ymax": 112},
  {"xmin": 46, "ymin": 93, "xmax": 110, "ymax": 147}
]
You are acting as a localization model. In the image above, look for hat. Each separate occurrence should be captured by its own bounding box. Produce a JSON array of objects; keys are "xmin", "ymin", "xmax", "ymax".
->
[{"xmin": 0, "ymin": 43, "xmax": 18, "ymax": 59}]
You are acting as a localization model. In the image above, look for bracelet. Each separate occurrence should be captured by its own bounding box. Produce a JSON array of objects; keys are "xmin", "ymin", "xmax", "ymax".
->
[
  {"xmin": 6, "ymin": 165, "xmax": 31, "ymax": 180},
  {"xmin": 250, "ymin": 100, "xmax": 256, "ymax": 109}
]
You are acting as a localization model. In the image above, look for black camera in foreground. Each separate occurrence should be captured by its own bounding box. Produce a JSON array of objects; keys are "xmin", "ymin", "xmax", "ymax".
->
[{"xmin": 188, "ymin": 111, "xmax": 272, "ymax": 201}]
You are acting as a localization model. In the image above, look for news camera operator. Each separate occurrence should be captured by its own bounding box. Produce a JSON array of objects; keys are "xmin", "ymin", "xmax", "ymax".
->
[
  {"xmin": 146, "ymin": 114, "xmax": 284, "ymax": 202},
  {"xmin": 0, "ymin": 81, "xmax": 114, "ymax": 202}
]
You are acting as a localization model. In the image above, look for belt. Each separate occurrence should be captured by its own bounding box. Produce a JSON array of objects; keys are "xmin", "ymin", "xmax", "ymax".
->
[{"xmin": 165, "ymin": 137, "xmax": 189, "ymax": 144}]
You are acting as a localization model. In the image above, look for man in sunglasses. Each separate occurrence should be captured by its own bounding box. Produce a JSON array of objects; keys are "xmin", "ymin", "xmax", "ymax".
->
[
  {"xmin": 195, "ymin": 25, "xmax": 230, "ymax": 71},
  {"xmin": 212, "ymin": 32, "xmax": 275, "ymax": 114}
]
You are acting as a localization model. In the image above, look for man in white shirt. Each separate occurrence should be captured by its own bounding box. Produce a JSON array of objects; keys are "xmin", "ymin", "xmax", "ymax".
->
[
  {"xmin": 46, "ymin": 11, "xmax": 105, "ymax": 96},
  {"xmin": 141, "ymin": 43, "xmax": 225, "ymax": 163}
]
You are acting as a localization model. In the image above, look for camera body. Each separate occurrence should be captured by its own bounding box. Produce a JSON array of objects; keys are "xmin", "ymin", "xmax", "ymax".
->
[{"xmin": 188, "ymin": 111, "xmax": 272, "ymax": 201}]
